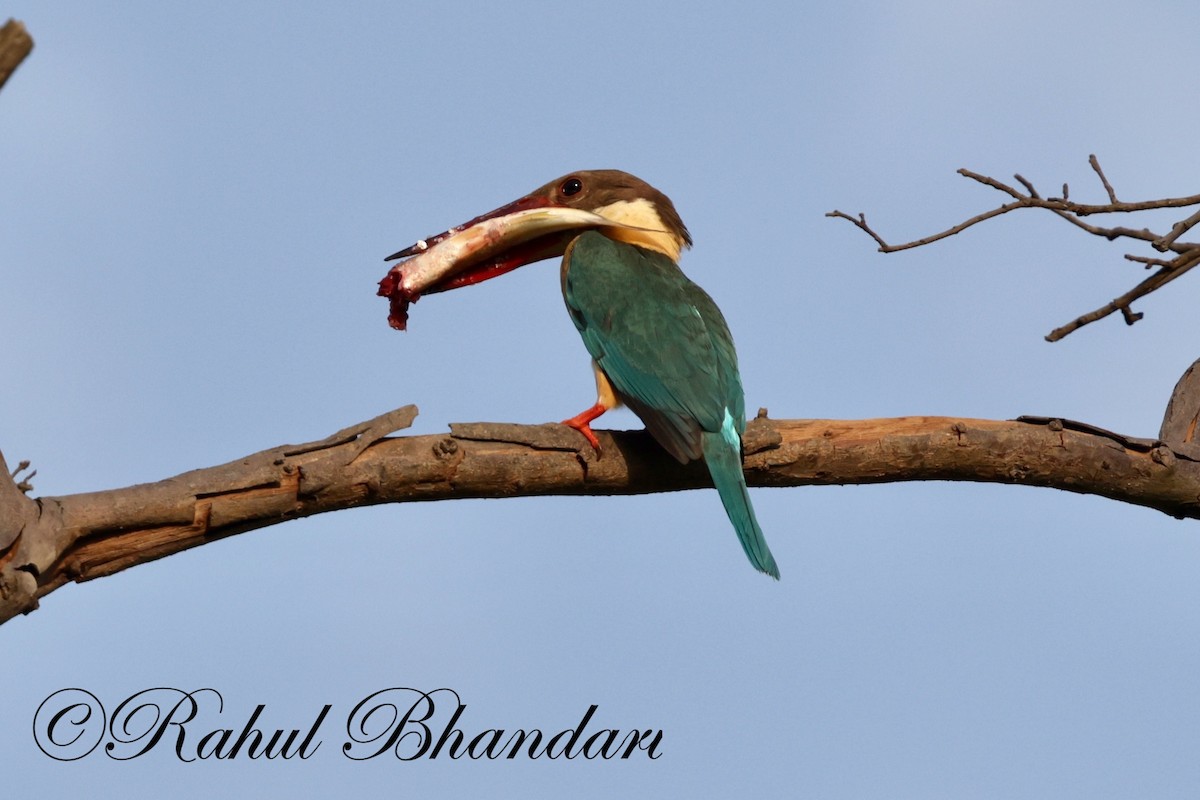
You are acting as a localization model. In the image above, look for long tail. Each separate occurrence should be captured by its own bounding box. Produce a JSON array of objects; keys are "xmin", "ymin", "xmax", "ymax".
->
[{"xmin": 701, "ymin": 418, "xmax": 780, "ymax": 579}]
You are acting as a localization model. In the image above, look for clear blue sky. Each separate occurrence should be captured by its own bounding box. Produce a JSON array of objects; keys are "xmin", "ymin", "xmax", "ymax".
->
[{"xmin": 4, "ymin": 1, "xmax": 1200, "ymax": 796}]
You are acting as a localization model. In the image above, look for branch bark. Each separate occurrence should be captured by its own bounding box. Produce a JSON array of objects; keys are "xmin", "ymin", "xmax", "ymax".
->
[
  {"xmin": 4, "ymin": 362, "xmax": 1200, "ymax": 626},
  {"xmin": 0, "ymin": 19, "xmax": 33, "ymax": 94}
]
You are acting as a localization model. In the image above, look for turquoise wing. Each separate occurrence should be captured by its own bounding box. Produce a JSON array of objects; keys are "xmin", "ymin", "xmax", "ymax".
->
[
  {"xmin": 562, "ymin": 232, "xmax": 779, "ymax": 578},
  {"xmin": 562, "ymin": 232, "xmax": 745, "ymax": 462}
]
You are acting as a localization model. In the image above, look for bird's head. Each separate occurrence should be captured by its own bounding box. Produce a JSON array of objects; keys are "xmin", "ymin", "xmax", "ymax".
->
[{"xmin": 379, "ymin": 170, "xmax": 691, "ymax": 329}]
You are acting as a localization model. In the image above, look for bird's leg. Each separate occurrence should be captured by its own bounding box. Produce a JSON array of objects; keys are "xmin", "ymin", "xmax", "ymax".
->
[
  {"xmin": 560, "ymin": 361, "xmax": 618, "ymax": 453},
  {"xmin": 561, "ymin": 403, "xmax": 608, "ymax": 452}
]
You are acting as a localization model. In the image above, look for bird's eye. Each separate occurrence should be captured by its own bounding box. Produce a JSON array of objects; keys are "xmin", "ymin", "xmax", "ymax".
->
[{"xmin": 560, "ymin": 178, "xmax": 583, "ymax": 196}]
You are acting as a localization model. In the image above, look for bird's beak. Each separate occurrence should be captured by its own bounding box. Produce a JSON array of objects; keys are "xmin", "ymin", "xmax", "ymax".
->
[{"xmin": 378, "ymin": 194, "xmax": 637, "ymax": 330}]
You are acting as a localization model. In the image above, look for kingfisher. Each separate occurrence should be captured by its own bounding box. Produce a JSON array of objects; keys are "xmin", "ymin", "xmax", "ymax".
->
[{"xmin": 379, "ymin": 170, "xmax": 780, "ymax": 578}]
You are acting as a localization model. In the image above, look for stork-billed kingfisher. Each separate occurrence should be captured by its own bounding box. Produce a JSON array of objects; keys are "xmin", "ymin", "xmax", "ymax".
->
[{"xmin": 379, "ymin": 170, "xmax": 780, "ymax": 579}]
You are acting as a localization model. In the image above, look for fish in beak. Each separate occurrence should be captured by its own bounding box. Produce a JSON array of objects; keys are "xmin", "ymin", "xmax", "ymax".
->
[{"xmin": 378, "ymin": 195, "xmax": 645, "ymax": 330}]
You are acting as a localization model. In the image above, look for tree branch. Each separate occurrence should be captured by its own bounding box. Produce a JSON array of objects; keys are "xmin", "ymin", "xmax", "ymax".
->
[
  {"xmin": 0, "ymin": 449, "xmax": 40, "ymax": 614},
  {"xmin": 828, "ymin": 155, "xmax": 1200, "ymax": 341},
  {"xmin": 0, "ymin": 19, "xmax": 33, "ymax": 94},
  {"xmin": 5, "ymin": 362, "xmax": 1200, "ymax": 625},
  {"xmin": 4, "ymin": 49, "xmax": 1198, "ymax": 624}
]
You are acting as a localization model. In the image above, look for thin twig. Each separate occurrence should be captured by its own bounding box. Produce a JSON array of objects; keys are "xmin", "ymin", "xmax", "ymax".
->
[
  {"xmin": 1155, "ymin": 207, "xmax": 1200, "ymax": 252},
  {"xmin": 826, "ymin": 202, "xmax": 1034, "ymax": 253},
  {"xmin": 1046, "ymin": 249, "xmax": 1200, "ymax": 341},
  {"xmin": 1014, "ymin": 174, "xmax": 1040, "ymax": 199},
  {"xmin": 1125, "ymin": 254, "xmax": 1178, "ymax": 270},
  {"xmin": 1090, "ymin": 154, "xmax": 1119, "ymax": 203},
  {"xmin": 829, "ymin": 155, "xmax": 1200, "ymax": 341},
  {"xmin": 825, "ymin": 211, "xmax": 890, "ymax": 250},
  {"xmin": 959, "ymin": 168, "xmax": 1200, "ymax": 219}
]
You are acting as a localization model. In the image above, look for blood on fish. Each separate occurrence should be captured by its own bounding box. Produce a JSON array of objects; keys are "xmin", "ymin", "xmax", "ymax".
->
[{"xmin": 377, "ymin": 272, "xmax": 418, "ymax": 330}]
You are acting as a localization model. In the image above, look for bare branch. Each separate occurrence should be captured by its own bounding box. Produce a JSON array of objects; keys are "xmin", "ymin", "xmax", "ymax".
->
[
  {"xmin": 830, "ymin": 156, "xmax": 1200, "ymax": 340},
  {"xmin": 0, "ymin": 449, "xmax": 39, "ymax": 614},
  {"xmin": 1014, "ymin": 174, "xmax": 1040, "ymax": 199},
  {"xmin": 824, "ymin": 211, "xmax": 890, "ymax": 250},
  {"xmin": 1046, "ymin": 249, "xmax": 1200, "ymax": 341},
  {"xmin": 0, "ymin": 19, "xmax": 33, "ymax": 94},
  {"xmin": 8, "ymin": 459, "xmax": 35, "ymax": 494},
  {"xmin": 1125, "ymin": 254, "xmax": 1176, "ymax": 270},
  {"xmin": 6, "ymin": 385, "xmax": 1200, "ymax": 625},
  {"xmin": 826, "ymin": 202, "xmax": 1026, "ymax": 253},
  {"xmin": 1090, "ymin": 153, "xmax": 1119, "ymax": 203},
  {"xmin": 1155, "ymin": 207, "xmax": 1200, "ymax": 252}
]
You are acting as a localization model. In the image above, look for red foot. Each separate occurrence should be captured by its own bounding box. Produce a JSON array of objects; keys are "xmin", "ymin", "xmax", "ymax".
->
[{"xmin": 561, "ymin": 403, "xmax": 608, "ymax": 453}]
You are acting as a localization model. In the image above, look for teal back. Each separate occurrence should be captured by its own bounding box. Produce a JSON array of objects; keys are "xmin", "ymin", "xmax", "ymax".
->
[{"xmin": 562, "ymin": 232, "xmax": 746, "ymax": 461}]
